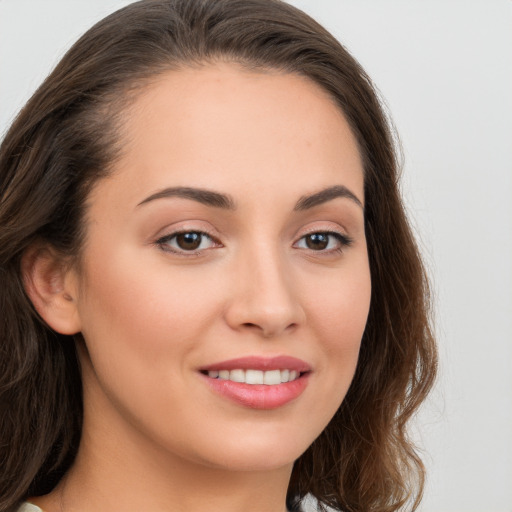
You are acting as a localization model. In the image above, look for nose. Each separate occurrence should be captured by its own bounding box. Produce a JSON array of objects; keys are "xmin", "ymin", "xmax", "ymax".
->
[{"xmin": 224, "ymin": 245, "xmax": 305, "ymax": 338}]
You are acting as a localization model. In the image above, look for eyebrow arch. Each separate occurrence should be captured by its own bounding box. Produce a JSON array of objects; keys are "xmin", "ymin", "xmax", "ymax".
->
[
  {"xmin": 294, "ymin": 185, "xmax": 363, "ymax": 211},
  {"xmin": 137, "ymin": 186, "xmax": 236, "ymax": 210}
]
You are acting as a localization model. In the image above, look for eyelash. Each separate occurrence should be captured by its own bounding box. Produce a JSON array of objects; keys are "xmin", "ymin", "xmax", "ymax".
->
[
  {"xmin": 294, "ymin": 231, "xmax": 353, "ymax": 254},
  {"xmin": 155, "ymin": 230, "xmax": 353, "ymax": 256},
  {"xmin": 156, "ymin": 230, "xmax": 220, "ymax": 256}
]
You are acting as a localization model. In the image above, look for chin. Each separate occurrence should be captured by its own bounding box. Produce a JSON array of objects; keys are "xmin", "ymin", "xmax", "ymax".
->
[{"xmin": 186, "ymin": 425, "xmax": 316, "ymax": 473}]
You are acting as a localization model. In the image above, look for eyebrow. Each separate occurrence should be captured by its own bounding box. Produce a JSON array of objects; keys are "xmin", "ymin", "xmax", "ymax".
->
[
  {"xmin": 137, "ymin": 184, "xmax": 363, "ymax": 211},
  {"xmin": 137, "ymin": 186, "xmax": 235, "ymax": 209},
  {"xmin": 294, "ymin": 185, "xmax": 363, "ymax": 211}
]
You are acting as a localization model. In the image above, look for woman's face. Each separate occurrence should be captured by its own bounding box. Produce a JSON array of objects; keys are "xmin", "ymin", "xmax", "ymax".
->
[{"xmin": 71, "ymin": 63, "xmax": 371, "ymax": 472}]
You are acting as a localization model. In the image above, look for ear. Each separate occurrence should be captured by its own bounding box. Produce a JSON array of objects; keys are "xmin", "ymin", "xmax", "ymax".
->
[{"xmin": 21, "ymin": 245, "xmax": 82, "ymax": 335}]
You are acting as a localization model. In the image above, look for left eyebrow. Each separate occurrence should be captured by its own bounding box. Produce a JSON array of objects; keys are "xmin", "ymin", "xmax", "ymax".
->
[{"xmin": 294, "ymin": 185, "xmax": 363, "ymax": 211}]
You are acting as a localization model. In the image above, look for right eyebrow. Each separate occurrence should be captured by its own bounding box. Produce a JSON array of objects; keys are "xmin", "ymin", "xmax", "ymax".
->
[{"xmin": 136, "ymin": 186, "xmax": 236, "ymax": 210}]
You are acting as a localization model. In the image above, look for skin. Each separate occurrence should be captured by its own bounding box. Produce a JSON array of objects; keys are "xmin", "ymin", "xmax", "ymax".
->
[{"xmin": 27, "ymin": 63, "xmax": 371, "ymax": 512}]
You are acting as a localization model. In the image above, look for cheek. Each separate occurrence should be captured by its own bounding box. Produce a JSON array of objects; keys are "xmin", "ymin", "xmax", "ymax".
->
[
  {"xmin": 75, "ymin": 245, "xmax": 230, "ymax": 374},
  {"xmin": 308, "ymin": 261, "xmax": 371, "ymax": 345},
  {"xmin": 303, "ymin": 258, "xmax": 371, "ymax": 392},
  {"xmin": 74, "ymin": 248, "xmax": 224, "ymax": 426}
]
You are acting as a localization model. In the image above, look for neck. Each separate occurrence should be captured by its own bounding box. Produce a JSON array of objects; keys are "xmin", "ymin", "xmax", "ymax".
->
[
  {"xmin": 34, "ymin": 436, "xmax": 293, "ymax": 512},
  {"xmin": 59, "ymin": 445, "xmax": 293, "ymax": 512}
]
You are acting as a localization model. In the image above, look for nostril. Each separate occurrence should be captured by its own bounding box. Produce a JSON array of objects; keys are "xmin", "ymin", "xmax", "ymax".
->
[{"xmin": 239, "ymin": 321, "xmax": 299, "ymax": 338}]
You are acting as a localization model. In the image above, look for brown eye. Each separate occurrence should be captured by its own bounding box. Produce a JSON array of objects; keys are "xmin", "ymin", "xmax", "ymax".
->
[
  {"xmin": 295, "ymin": 231, "xmax": 352, "ymax": 253},
  {"xmin": 175, "ymin": 232, "xmax": 203, "ymax": 250},
  {"xmin": 157, "ymin": 231, "xmax": 217, "ymax": 253},
  {"xmin": 305, "ymin": 233, "xmax": 329, "ymax": 250}
]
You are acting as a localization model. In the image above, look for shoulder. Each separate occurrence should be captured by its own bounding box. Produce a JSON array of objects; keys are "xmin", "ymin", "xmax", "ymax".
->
[{"xmin": 17, "ymin": 504, "xmax": 44, "ymax": 512}]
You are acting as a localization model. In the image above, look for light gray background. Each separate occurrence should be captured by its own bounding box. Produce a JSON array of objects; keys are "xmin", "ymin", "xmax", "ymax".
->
[{"xmin": 1, "ymin": 1, "xmax": 511, "ymax": 511}]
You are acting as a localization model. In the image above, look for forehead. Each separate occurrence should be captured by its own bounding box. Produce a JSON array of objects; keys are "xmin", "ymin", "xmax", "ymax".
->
[{"xmin": 95, "ymin": 63, "xmax": 364, "ymax": 208}]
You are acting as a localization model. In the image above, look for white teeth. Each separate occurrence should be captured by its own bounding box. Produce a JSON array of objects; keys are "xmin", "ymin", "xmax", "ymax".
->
[
  {"xmin": 263, "ymin": 369, "xmax": 281, "ymax": 385},
  {"xmin": 229, "ymin": 369, "xmax": 245, "ymax": 382},
  {"xmin": 246, "ymin": 369, "xmax": 264, "ymax": 384},
  {"xmin": 207, "ymin": 369, "xmax": 301, "ymax": 385}
]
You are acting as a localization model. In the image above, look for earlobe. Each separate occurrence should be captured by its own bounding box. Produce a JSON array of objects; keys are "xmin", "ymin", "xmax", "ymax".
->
[{"xmin": 21, "ymin": 245, "xmax": 82, "ymax": 335}]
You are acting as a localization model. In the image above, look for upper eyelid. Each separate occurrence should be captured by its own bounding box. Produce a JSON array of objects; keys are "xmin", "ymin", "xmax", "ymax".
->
[
  {"xmin": 157, "ymin": 227, "xmax": 348, "ymax": 240},
  {"xmin": 155, "ymin": 222, "xmax": 222, "ymax": 240},
  {"xmin": 295, "ymin": 231, "xmax": 352, "ymax": 245},
  {"xmin": 153, "ymin": 220, "xmax": 352, "ymax": 244},
  {"xmin": 155, "ymin": 231, "xmax": 221, "ymax": 256},
  {"xmin": 156, "ymin": 231, "xmax": 348, "ymax": 257},
  {"xmin": 294, "ymin": 222, "xmax": 350, "ymax": 239},
  {"xmin": 157, "ymin": 229, "xmax": 220, "ymax": 244},
  {"xmin": 298, "ymin": 227, "xmax": 346, "ymax": 237}
]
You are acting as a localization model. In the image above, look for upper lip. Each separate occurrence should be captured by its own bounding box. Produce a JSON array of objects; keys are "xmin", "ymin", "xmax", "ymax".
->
[{"xmin": 200, "ymin": 355, "xmax": 311, "ymax": 373}]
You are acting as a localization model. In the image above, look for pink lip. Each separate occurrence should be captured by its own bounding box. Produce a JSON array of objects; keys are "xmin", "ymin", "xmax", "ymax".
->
[
  {"xmin": 199, "ymin": 356, "xmax": 311, "ymax": 410},
  {"xmin": 200, "ymin": 355, "xmax": 311, "ymax": 373}
]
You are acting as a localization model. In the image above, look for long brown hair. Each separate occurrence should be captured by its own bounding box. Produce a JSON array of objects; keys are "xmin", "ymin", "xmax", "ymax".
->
[{"xmin": 0, "ymin": 1, "xmax": 437, "ymax": 511}]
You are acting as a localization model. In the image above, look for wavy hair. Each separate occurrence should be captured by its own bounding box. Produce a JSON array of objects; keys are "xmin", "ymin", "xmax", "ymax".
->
[{"xmin": 0, "ymin": 1, "xmax": 437, "ymax": 511}]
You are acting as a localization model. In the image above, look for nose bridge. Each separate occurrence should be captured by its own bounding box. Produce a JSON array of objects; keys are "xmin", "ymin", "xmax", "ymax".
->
[
  {"xmin": 226, "ymin": 236, "xmax": 304, "ymax": 336},
  {"xmin": 249, "ymin": 241, "xmax": 293, "ymax": 304}
]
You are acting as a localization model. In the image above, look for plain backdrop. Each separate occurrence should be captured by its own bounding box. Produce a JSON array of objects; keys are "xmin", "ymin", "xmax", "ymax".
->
[{"xmin": 1, "ymin": 1, "xmax": 511, "ymax": 511}]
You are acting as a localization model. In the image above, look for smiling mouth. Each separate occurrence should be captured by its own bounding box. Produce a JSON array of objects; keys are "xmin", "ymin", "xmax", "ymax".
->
[
  {"xmin": 202, "ymin": 369, "xmax": 303, "ymax": 385},
  {"xmin": 199, "ymin": 356, "xmax": 311, "ymax": 409}
]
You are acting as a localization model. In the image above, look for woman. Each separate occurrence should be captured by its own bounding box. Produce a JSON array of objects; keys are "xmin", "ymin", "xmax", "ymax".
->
[{"xmin": 0, "ymin": 1, "xmax": 437, "ymax": 511}]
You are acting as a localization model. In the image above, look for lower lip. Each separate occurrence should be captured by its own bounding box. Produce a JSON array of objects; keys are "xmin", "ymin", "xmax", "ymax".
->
[{"xmin": 201, "ymin": 373, "xmax": 310, "ymax": 410}]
